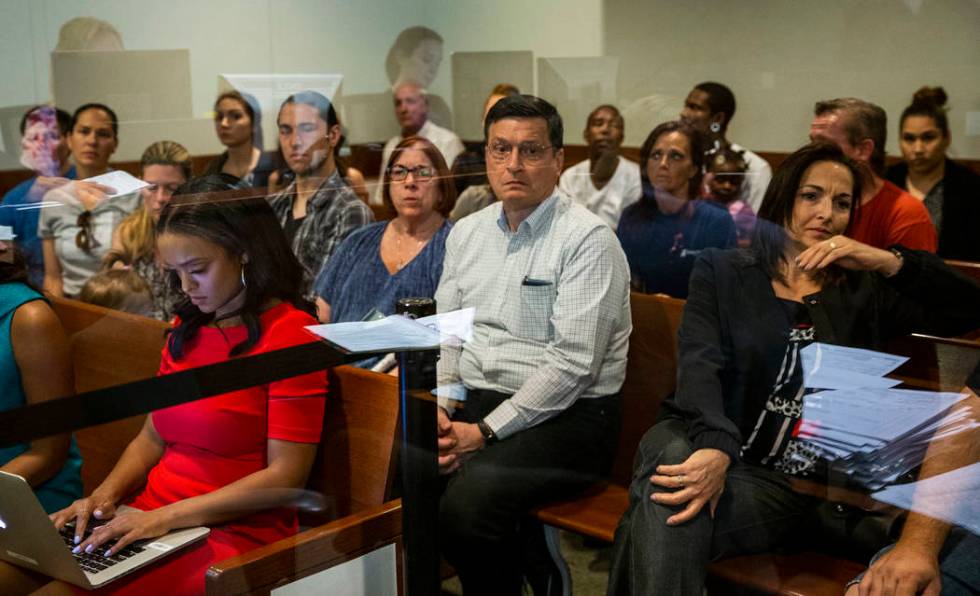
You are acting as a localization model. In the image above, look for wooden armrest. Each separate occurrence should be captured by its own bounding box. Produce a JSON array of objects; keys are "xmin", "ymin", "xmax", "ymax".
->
[{"xmin": 206, "ymin": 500, "xmax": 402, "ymax": 595}]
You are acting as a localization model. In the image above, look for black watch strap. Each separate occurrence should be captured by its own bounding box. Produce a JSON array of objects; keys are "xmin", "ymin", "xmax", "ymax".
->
[{"xmin": 476, "ymin": 419, "xmax": 497, "ymax": 445}]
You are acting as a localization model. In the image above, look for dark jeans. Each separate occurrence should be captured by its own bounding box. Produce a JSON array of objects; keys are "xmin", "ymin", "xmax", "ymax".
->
[
  {"xmin": 607, "ymin": 418, "xmax": 980, "ymax": 596},
  {"xmin": 440, "ymin": 389, "xmax": 621, "ymax": 596}
]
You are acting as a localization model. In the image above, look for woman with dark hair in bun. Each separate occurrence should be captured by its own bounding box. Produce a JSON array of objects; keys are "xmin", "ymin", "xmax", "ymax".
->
[{"xmin": 885, "ymin": 86, "xmax": 980, "ymax": 261}]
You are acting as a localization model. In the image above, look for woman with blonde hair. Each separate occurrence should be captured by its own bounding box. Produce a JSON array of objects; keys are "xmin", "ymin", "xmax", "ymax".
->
[{"xmin": 107, "ymin": 140, "xmax": 191, "ymax": 320}]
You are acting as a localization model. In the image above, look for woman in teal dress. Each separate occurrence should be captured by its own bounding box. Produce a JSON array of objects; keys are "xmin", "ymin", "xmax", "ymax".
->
[{"xmin": 0, "ymin": 229, "xmax": 81, "ymax": 512}]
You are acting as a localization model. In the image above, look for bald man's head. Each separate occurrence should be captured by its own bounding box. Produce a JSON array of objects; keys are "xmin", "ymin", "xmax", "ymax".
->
[{"xmin": 393, "ymin": 80, "xmax": 429, "ymax": 134}]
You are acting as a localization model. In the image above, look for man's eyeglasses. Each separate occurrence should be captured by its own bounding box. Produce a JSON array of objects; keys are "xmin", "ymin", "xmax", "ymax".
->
[
  {"xmin": 487, "ymin": 141, "xmax": 553, "ymax": 165},
  {"xmin": 389, "ymin": 165, "xmax": 435, "ymax": 181},
  {"xmin": 75, "ymin": 210, "xmax": 99, "ymax": 253}
]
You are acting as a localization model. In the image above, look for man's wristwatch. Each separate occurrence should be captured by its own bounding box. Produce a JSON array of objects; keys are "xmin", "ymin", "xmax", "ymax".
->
[{"xmin": 476, "ymin": 419, "xmax": 497, "ymax": 446}]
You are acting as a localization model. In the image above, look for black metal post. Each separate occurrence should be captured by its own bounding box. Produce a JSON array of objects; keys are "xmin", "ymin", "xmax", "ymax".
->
[{"xmin": 396, "ymin": 299, "xmax": 440, "ymax": 596}]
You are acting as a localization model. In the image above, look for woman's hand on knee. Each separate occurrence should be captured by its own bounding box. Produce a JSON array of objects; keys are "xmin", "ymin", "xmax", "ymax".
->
[
  {"xmin": 649, "ymin": 448, "xmax": 730, "ymax": 526},
  {"xmin": 49, "ymin": 494, "xmax": 118, "ymax": 545}
]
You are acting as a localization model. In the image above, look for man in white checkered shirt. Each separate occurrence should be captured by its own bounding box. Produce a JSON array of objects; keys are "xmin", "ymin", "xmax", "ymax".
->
[{"xmin": 436, "ymin": 94, "xmax": 631, "ymax": 595}]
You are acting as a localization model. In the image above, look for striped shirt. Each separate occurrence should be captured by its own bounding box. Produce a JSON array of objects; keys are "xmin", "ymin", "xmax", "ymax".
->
[{"xmin": 435, "ymin": 190, "xmax": 631, "ymax": 439}]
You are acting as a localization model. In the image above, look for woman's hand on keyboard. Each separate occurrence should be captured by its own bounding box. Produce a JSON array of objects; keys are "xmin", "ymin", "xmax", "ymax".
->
[
  {"xmin": 73, "ymin": 508, "xmax": 172, "ymax": 557},
  {"xmin": 50, "ymin": 493, "xmax": 119, "ymax": 546}
]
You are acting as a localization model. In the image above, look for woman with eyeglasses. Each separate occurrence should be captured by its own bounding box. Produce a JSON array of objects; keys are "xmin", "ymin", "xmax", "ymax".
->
[
  {"xmin": 103, "ymin": 141, "xmax": 192, "ymax": 320},
  {"xmin": 39, "ymin": 103, "xmax": 140, "ymax": 298},
  {"xmin": 616, "ymin": 120, "xmax": 736, "ymax": 298},
  {"xmin": 312, "ymin": 136, "xmax": 454, "ymax": 326}
]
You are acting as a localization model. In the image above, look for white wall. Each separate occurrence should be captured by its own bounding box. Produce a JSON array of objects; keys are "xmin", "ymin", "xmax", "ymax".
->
[
  {"xmin": 0, "ymin": 0, "xmax": 605, "ymax": 159},
  {"xmin": 604, "ymin": 0, "xmax": 980, "ymax": 158},
  {"xmin": 2, "ymin": 0, "xmax": 977, "ymax": 163}
]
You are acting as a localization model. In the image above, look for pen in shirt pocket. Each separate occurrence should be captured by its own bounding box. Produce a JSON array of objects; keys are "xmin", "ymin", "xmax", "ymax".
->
[{"xmin": 522, "ymin": 276, "xmax": 553, "ymax": 286}]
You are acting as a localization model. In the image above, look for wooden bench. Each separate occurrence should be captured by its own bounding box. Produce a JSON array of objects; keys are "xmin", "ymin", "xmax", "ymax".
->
[
  {"xmin": 533, "ymin": 292, "xmax": 979, "ymax": 595},
  {"xmin": 207, "ymin": 499, "xmax": 404, "ymax": 595},
  {"xmin": 50, "ymin": 296, "xmax": 170, "ymax": 494},
  {"xmin": 946, "ymin": 259, "xmax": 980, "ymax": 284},
  {"xmin": 46, "ymin": 297, "xmax": 405, "ymax": 593}
]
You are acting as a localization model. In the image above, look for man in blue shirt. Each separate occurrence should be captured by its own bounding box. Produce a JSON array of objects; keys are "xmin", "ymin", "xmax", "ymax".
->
[
  {"xmin": 0, "ymin": 106, "xmax": 76, "ymax": 286},
  {"xmin": 436, "ymin": 95, "xmax": 631, "ymax": 595}
]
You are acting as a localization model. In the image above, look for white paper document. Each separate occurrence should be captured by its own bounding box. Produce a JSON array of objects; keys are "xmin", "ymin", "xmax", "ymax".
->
[
  {"xmin": 801, "ymin": 343, "xmax": 908, "ymax": 390},
  {"xmin": 804, "ymin": 369, "xmax": 902, "ymax": 391},
  {"xmin": 305, "ymin": 308, "xmax": 475, "ymax": 353},
  {"xmin": 872, "ymin": 462, "xmax": 980, "ymax": 536},
  {"xmin": 416, "ymin": 308, "xmax": 475, "ymax": 343},
  {"xmin": 802, "ymin": 343, "xmax": 908, "ymax": 377},
  {"xmin": 84, "ymin": 170, "xmax": 149, "ymax": 198}
]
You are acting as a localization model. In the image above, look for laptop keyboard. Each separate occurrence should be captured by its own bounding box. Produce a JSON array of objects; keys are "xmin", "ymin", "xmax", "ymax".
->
[{"xmin": 59, "ymin": 522, "xmax": 146, "ymax": 574}]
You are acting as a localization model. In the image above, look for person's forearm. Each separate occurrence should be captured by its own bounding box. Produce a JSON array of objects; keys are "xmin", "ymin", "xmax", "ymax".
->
[
  {"xmin": 42, "ymin": 274, "xmax": 63, "ymax": 297},
  {"xmin": 41, "ymin": 238, "xmax": 64, "ymax": 297},
  {"xmin": 894, "ymin": 395, "xmax": 980, "ymax": 555},
  {"xmin": 0, "ymin": 437, "xmax": 70, "ymax": 487},
  {"xmin": 153, "ymin": 460, "xmax": 311, "ymax": 530},
  {"xmin": 484, "ymin": 352, "xmax": 593, "ymax": 439},
  {"xmin": 92, "ymin": 432, "xmax": 163, "ymax": 503},
  {"xmin": 887, "ymin": 249, "xmax": 980, "ymax": 335}
]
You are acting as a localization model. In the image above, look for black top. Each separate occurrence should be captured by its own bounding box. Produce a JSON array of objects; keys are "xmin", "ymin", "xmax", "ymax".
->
[
  {"xmin": 663, "ymin": 246, "xmax": 980, "ymax": 463},
  {"xmin": 202, "ymin": 150, "xmax": 277, "ymax": 190},
  {"xmin": 283, "ymin": 211, "xmax": 305, "ymax": 246},
  {"xmin": 738, "ymin": 299, "xmax": 822, "ymax": 476},
  {"xmin": 885, "ymin": 158, "xmax": 980, "ymax": 261}
]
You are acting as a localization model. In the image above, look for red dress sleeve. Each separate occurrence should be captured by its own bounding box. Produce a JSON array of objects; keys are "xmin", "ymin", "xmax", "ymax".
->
[{"xmin": 265, "ymin": 310, "xmax": 327, "ymax": 444}]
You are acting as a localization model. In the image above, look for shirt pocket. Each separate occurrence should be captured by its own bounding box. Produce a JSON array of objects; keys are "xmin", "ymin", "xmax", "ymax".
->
[{"xmin": 517, "ymin": 282, "xmax": 556, "ymax": 342}]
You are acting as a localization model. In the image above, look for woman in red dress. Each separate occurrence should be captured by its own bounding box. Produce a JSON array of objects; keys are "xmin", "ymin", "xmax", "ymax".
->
[{"xmin": 49, "ymin": 175, "xmax": 328, "ymax": 594}]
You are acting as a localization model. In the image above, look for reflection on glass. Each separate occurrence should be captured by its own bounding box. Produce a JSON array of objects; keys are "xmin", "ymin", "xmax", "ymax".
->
[{"xmin": 617, "ymin": 120, "xmax": 736, "ymax": 298}]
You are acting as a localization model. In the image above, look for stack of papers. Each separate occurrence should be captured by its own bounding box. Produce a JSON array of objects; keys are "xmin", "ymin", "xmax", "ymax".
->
[
  {"xmin": 796, "ymin": 387, "xmax": 971, "ymax": 488},
  {"xmin": 794, "ymin": 343, "xmax": 973, "ymax": 489},
  {"xmin": 305, "ymin": 308, "xmax": 474, "ymax": 353}
]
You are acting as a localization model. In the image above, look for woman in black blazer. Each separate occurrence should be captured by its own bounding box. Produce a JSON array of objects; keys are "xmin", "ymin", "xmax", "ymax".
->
[{"xmin": 607, "ymin": 142, "xmax": 980, "ymax": 596}]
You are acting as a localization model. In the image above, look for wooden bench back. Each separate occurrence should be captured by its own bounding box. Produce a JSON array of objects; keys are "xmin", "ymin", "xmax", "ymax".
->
[
  {"xmin": 48, "ymin": 297, "xmax": 400, "ymax": 521},
  {"xmin": 304, "ymin": 366, "xmax": 399, "ymax": 525},
  {"xmin": 610, "ymin": 293, "xmax": 685, "ymax": 486},
  {"xmin": 888, "ymin": 333, "xmax": 980, "ymax": 392},
  {"xmin": 49, "ymin": 297, "xmax": 167, "ymax": 495},
  {"xmin": 946, "ymin": 259, "xmax": 980, "ymax": 284}
]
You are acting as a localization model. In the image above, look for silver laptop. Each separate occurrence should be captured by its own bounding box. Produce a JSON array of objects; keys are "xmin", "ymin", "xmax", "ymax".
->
[{"xmin": 0, "ymin": 471, "xmax": 209, "ymax": 589}]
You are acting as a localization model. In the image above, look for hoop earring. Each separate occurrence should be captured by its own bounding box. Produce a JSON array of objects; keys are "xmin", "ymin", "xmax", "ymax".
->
[
  {"xmin": 240, "ymin": 265, "xmax": 247, "ymax": 289},
  {"xmin": 710, "ymin": 122, "xmax": 721, "ymax": 134}
]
